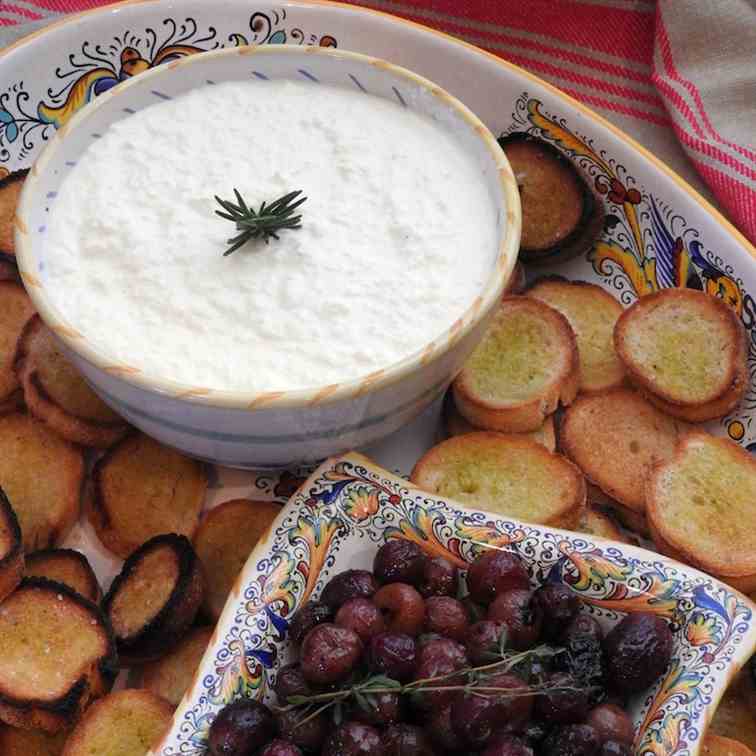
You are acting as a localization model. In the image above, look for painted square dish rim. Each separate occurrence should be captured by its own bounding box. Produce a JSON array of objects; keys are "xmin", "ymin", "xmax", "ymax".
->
[{"xmin": 151, "ymin": 451, "xmax": 756, "ymax": 756}]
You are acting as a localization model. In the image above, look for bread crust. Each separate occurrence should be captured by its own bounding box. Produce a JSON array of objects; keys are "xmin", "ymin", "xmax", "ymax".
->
[
  {"xmin": 0, "ymin": 170, "xmax": 28, "ymax": 261},
  {"xmin": 453, "ymin": 296, "xmax": 579, "ymax": 433},
  {"xmin": 573, "ymin": 505, "xmax": 629, "ymax": 543},
  {"xmin": 25, "ymin": 548, "xmax": 100, "ymax": 603},
  {"xmin": 647, "ymin": 431, "xmax": 756, "ymax": 590},
  {"xmin": 502, "ymin": 261, "xmax": 526, "ymax": 296},
  {"xmin": 614, "ymin": 289, "xmax": 747, "ymax": 421},
  {"xmin": 411, "ymin": 431, "xmax": 586, "ymax": 528},
  {"xmin": 0, "ymin": 281, "xmax": 35, "ymax": 402},
  {"xmin": 702, "ymin": 734, "xmax": 756, "ymax": 756},
  {"xmin": 0, "ymin": 486, "xmax": 23, "ymax": 603},
  {"xmin": 0, "ymin": 577, "xmax": 117, "ymax": 733},
  {"xmin": 103, "ymin": 533, "xmax": 204, "ymax": 664}
]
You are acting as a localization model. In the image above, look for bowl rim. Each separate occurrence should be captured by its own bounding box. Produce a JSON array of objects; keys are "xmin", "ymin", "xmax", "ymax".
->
[{"xmin": 14, "ymin": 43, "xmax": 521, "ymax": 410}]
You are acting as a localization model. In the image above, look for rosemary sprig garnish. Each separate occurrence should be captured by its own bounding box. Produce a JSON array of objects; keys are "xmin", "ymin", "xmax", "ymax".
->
[{"xmin": 214, "ymin": 189, "xmax": 307, "ymax": 256}]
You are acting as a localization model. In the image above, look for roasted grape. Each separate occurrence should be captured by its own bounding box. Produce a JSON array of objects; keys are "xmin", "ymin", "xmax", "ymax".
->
[
  {"xmin": 417, "ymin": 556, "xmax": 458, "ymax": 598},
  {"xmin": 260, "ymin": 740, "xmax": 303, "ymax": 756},
  {"xmin": 289, "ymin": 601, "xmax": 334, "ymax": 645},
  {"xmin": 534, "ymin": 584, "xmax": 581, "ymax": 640},
  {"xmin": 207, "ymin": 699, "xmax": 274, "ymax": 756},
  {"xmin": 562, "ymin": 614, "xmax": 603, "ymax": 644},
  {"xmin": 335, "ymin": 598, "xmax": 386, "ymax": 642},
  {"xmin": 541, "ymin": 724, "xmax": 600, "ymax": 756},
  {"xmin": 373, "ymin": 539, "xmax": 426, "ymax": 585},
  {"xmin": 368, "ymin": 632, "xmax": 417, "ymax": 682},
  {"xmin": 535, "ymin": 672, "xmax": 590, "ymax": 724},
  {"xmin": 462, "ymin": 594, "xmax": 488, "ymax": 623},
  {"xmin": 300, "ymin": 624, "xmax": 363, "ymax": 685},
  {"xmin": 603, "ymin": 613, "xmax": 673, "ymax": 694},
  {"xmin": 382, "ymin": 723, "xmax": 435, "ymax": 756},
  {"xmin": 322, "ymin": 722, "xmax": 382, "ymax": 756},
  {"xmin": 488, "ymin": 589, "xmax": 543, "ymax": 650},
  {"xmin": 586, "ymin": 703, "xmax": 634, "ymax": 745},
  {"xmin": 484, "ymin": 734, "xmax": 536, "ymax": 756},
  {"xmin": 411, "ymin": 637, "xmax": 468, "ymax": 711},
  {"xmin": 373, "ymin": 583, "xmax": 426, "ymax": 636},
  {"xmin": 424, "ymin": 596, "xmax": 469, "ymax": 641},
  {"xmin": 482, "ymin": 672, "xmax": 533, "ymax": 732},
  {"xmin": 467, "ymin": 550, "xmax": 530, "ymax": 605},
  {"xmin": 274, "ymin": 663, "xmax": 312, "ymax": 703},
  {"xmin": 427, "ymin": 703, "xmax": 466, "ymax": 753},
  {"xmin": 276, "ymin": 708, "xmax": 329, "ymax": 752},
  {"xmin": 466, "ymin": 620, "xmax": 508, "ymax": 664},
  {"xmin": 321, "ymin": 570, "xmax": 379, "ymax": 609},
  {"xmin": 600, "ymin": 741, "xmax": 632, "ymax": 756},
  {"xmin": 451, "ymin": 690, "xmax": 501, "ymax": 748},
  {"xmin": 557, "ymin": 618, "xmax": 607, "ymax": 700},
  {"xmin": 350, "ymin": 690, "xmax": 401, "ymax": 727}
]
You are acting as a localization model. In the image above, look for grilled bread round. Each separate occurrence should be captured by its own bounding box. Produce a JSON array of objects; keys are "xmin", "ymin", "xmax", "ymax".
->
[
  {"xmin": 25, "ymin": 548, "xmax": 100, "ymax": 603},
  {"xmin": 411, "ymin": 432, "xmax": 586, "ymax": 528},
  {"xmin": 193, "ymin": 498, "xmax": 281, "ymax": 621},
  {"xmin": 527, "ymin": 277, "xmax": 625, "ymax": 393},
  {"xmin": 139, "ymin": 625, "xmax": 213, "ymax": 707},
  {"xmin": 559, "ymin": 388, "xmax": 685, "ymax": 536},
  {"xmin": 702, "ymin": 735, "xmax": 756, "ymax": 756},
  {"xmin": 503, "ymin": 261, "xmax": 527, "ymax": 296},
  {"xmin": 574, "ymin": 506, "xmax": 628, "ymax": 543},
  {"xmin": 647, "ymin": 431, "xmax": 756, "ymax": 592},
  {"xmin": 0, "ymin": 725, "xmax": 67, "ymax": 755},
  {"xmin": 0, "ymin": 281, "xmax": 35, "ymax": 404},
  {"xmin": 103, "ymin": 533, "xmax": 204, "ymax": 665},
  {"xmin": 0, "ymin": 170, "xmax": 28, "ymax": 261},
  {"xmin": 0, "ymin": 412, "xmax": 84, "ymax": 552},
  {"xmin": 709, "ymin": 666, "xmax": 756, "ymax": 751},
  {"xmin": 0, "ymin": 486, "xmax": 22, "ymax": 602},
  {"xmin": 88, "ymin": 432, "xmax": 207, "ymax": 559},
  {"xmin": 14, "ymin": 316, "xmax": 129, "ymax": 448},
  {"xmin": 61, "ymin": 689, "xmax": 173, "ymax": 756},
  {"xmin": 614, "ymin": 289, "xmax": 747, "ymax": 422},
  {"xmin": 0, "ymin": 577, "xmax": 117, "ymax": 733},
  {"xmin": 453, "ymin": 296, "xmax": 579, "ymax": 433}
]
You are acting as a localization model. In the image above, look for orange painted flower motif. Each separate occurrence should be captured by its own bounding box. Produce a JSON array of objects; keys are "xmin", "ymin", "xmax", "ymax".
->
[
  {"xmin": 686, "ymin": 613, "xmax": 719, "ymax": 647},
  {"xmin": 343, "ymin": 486, "xmax": 380, "ymax": 521}
]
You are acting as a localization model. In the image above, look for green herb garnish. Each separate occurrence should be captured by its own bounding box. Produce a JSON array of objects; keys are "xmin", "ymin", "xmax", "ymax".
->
[{"xmin": 214, "ymin": 188, "xmax": 307, "ymax": 256}]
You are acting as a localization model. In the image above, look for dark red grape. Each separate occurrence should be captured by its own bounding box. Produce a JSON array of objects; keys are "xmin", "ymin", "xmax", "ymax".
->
[
  {"xmin": 276, "ymin": 708, "xmax": 328, "ymax": 752},
  {"xmin": 321, "ymin": 570, "xmax": 379, "ymax": 609},
  {"xmin": 556, "ymin": 619, "xmax": 607, "ymax": 699},
  {"xmin": 373, "ymin": 540, "xmax": 426, "ymax": 585},
  {"xmin": 522, "ymin": 721, "xmax": 550, "ymax": 748},
  {"xmin": 603, "ymin": 613, "xmax": 673, "ymax": 694},
  {"xmin": 335, "ymin": 598, "xmax": 386, "ymax": 642},
  {"xmin": 373, "ymin": 583, "xmax": 426, "ymax": 636},
  {"xmin": 350, "ymin": 690, "xmax": 401, "ymax": 727},
  {"xmin": 411, "ymin": 637, "xmax": 468, "ymax": 711},
  {"xmin": 462, "ymin": 594, "xmax": 488, "ymax": 623},
  {"xmin": 427, "ymin": 704, "xmax": 465, "ymax": 753},
  {"xmin": 561, "ymin": 614, "xmax": 603, "ymax": 644},
  {"xmin": 586, "ymin": 703, "xmax": 634, "ymax": 745},
  {"xmin": 466, "ymin": 620, "xmax": 508, "ymax": 664},
  {"xmin": 488, "ymin": 589, "xmax": 543, "ymax": 650},
  {"xmin": 382, "ymin": 723, "xmax": 434, "ymax": 756},
  {"xmin": 541, "ymin": 724, "xmax": 600, "ymax": 756},
  {"xmin": 273, "ymin": 663, "xmax": 312, "ymax": 704},
  {"xmin": 259, "ymin": 740, "xmax": 302, "ymax": 756},
  {"xmin": 424, "ymin": 596, "xmax": 469, "ymax": 641},
  {"xmin": 600, "ymin": 741, "xmax": 632, "ymax": 756},
  {"xmin": 322, "ymin": 721, "xmax": 383, "ymax": 756},
  {"xmin": 481, "ymin": 672, "xmax": 533, "ymax": 732},
  {"xmin": 466, "ymin": 550, "xmax": 530, "ymax": 605},
  {"xmin": 207, "ymin": 699, "xmax": 274, "ymax": 756},
  {"xmin": 450, "ymin": 690, "xmax": 501, "ymax": 748},
  {"xmin": 289, "ymin": 601, "xmax": 334, "ymax": 645},
  {"xmin": 534, "ymin": 584, "xmax": 581, "ymax": 641},
  {"xmin": 368, "ymin": 632, "xmax": 417, "ymax": 682},
  {"xmin": 300, "ymin": 624, "xmax": 363, "ymax": 685},
  {"xmin": 417, "ymin": 556, "xmax": 459, "ymax": 598},
  {"xmin": 483, "ymin": 734, "xmax": 535, "ymax": 756},
  {"xmin": 535, "ymin": 672, "xmax": 590, "ymax": 724}
]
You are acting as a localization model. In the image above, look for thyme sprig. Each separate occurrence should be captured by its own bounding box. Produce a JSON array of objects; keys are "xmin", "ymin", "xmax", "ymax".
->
[{"xmin": 214, "ymin": 189, "xmax": 306, "ymax": 256}]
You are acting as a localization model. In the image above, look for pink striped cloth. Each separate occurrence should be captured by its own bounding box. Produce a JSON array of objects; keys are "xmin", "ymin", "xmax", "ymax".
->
[{"xmin": 1, "ymin": 0, "xmax": 754, "ymax": 243}]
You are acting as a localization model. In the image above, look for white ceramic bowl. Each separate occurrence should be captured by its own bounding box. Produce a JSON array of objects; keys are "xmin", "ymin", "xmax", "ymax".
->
[{"xmin": 15, "ymin": 45, "xmax": 520, "ymax": 468}]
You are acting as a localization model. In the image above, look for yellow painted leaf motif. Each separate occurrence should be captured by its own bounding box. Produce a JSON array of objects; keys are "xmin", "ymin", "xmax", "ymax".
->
[
  {"xmin": 37, "ymin": 68, "xmax": 116, "ymax": 128},
  {"xmin": 591, "ymin": 240, "xmax": 657, "ymax": 296},
  {"xmin": 563, "ymin": 545, "xmax": 630, "ymax": 591},
  {"xmin": 456, "ymin": 522, "xmax": 525, "ymax": 549},
  {"xmin": 209, "ymin": 638, "xmax": 264, "ymax": 705},
  {"xmin": 527, "ymin": 99, "xmax": 613, "ymax": 176},
  {"xmin": 637, "ymin": 711, "xmax": 688, "ymax": 756},
  {"xmin": 343, "ymin": 486, "xmax": 380, "ymax": 522},
  {"xmin": 392, "ymin": 510, "xmax": 468, "ymax": 569},
  {"xmin": 292, "ymin": 515, "xmax": 342, "ymax": 607},
  {"xmin": 686, "ymin": 613, "xmax": 719, "ymax": 647}
]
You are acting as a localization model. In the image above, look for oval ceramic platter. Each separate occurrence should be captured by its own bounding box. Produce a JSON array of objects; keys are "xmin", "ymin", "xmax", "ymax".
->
[{"xmin": 1, "ymin": 2, "xmax": 755, "ymax": 755}]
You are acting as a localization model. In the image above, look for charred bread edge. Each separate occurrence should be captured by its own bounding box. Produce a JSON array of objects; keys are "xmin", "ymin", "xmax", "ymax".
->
[
  {"xmin": 0, "ymin": 169, "xmax": 29, "ymax": 260},
  {"xmin": 102, "ymin": 533, "xmax": 202, "ymax": 660},
  {"xmin": 24, "ymin": 548, "xmax": 100, "ymax": 602},
  {"xmin": 0, "ymin": 486, "xmax": 23, "ymax": 600},
  {"xmin": 0, "ymin": 577, "xmax": 117, "ymax": 723}
]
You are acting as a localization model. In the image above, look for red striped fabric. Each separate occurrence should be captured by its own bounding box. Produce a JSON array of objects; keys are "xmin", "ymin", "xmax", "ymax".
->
[{"xmin": 0, "ymin": 0, "xmax": 753, "ymax": 243}]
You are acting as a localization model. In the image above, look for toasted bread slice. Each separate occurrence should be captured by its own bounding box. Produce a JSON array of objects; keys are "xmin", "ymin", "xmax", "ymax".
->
[
  {"xmin": 527, "ymin": 277, "xmax": 624, "ymax": 393},
  {"xmin": 139, "ymin": 625, "xmax": 213, "ymax": 706},
  {"xmin": 0, "ymin": 389, "xmax": 24, "ymax": 416},
  {"xmin": 0, "ymin": 578, "xmax": 116, "ymax": 733},
  {"xmin": 61, "ymin": 689, "xmax": 172, "ymax": 756},
  {"xmin": 15, "ymin": 316, "xmax": 128, "ymax": 448},
  {"xmin": 442, "ymin": 390, "xmax": 556, "ymax": 451},
  {"xmin": 0, "ymin": 259, "xmax": 19, "ymax": 282},
  {"xmin": 559, "ymin": 389, "xmax": 685, "ymax": 536},
  {"xmin": 453, "ymin": 296, "xmax": 579, "ymax": 433},
  {"xmin": 497, "ymin": 133, "xmax": 603, "ymax": 265},
  {"xmin": 0, "ymin": 281, "xmax": 35, "ymax": 403},
  {"xmin": 503, "ymin": 261, "xmax": 526, "ymax": 296},
  {"xmin": 411, "ymin": 432, "xmax": 586, "ymax": 528},
  {"xmin": 647, "ymin": 431, "xmax": 756, "ymax": 592},
  {"xmin": 0, "ymin": 486, "xmax": 23, "ymax": 602},
  {"xmin": 0, "ymin": 170, "xmax": 28, "ymax": 261},
  {"xmin": 0, "ymin": 725, "xmax": 67, "ymax": 755},
  {"xmin": 89, "ymin": 433, "xmax": 207, "ymax": 559},
  {"xmin": 703, "ymin": 735, "xmax": 755, "ymax": 756},
  {"xmin": 193, "ymin": 498, "xmax": 281, "ymax": 621},
  {"xmin": 710, "ymin": 666, "xmax": 756, "ymax": 750},
  {"xmin": 103, "ymin": 534, "xmax": 204, "ymax": 664},
  {"xmin": 0, "ymin": 413, "xmax": 84, "ymax": 552},
  {"xmin": 614, "ymin": 289, "xmax": 747, "ymax": 422},
  {"xmin": 25, "ymin": 548, "xmax": 100, "ymax": 603},
  {"xmin": 573, "ymin": 505, "xmax": 628, "ymax": 543}
]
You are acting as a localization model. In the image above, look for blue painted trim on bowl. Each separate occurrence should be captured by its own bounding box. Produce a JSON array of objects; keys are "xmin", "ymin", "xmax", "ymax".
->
[
  {"xmin": 348, "ymin": 73, "xmax": 366, "ymax": 92},
  {"xmin": 97, "ymin": 377, "xmax": 447, "ymax": 444}
]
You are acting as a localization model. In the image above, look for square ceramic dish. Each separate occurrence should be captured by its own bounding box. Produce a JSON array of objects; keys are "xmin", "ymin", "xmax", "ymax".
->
[{"xmin": 151, "ymin": 452, "xmax": 756, "ymax": 755}]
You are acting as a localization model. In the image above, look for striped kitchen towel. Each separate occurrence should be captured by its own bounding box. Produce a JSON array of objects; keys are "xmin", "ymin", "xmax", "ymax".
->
[{"xmin": 1, "ymin": 0, "xmax": 754, "ymax": 243}]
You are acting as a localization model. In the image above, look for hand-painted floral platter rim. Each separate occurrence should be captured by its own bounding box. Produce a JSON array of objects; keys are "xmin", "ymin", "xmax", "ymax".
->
[{"xmin": 150, "ymin": 451, "xmax": 756, "ymax": 756}]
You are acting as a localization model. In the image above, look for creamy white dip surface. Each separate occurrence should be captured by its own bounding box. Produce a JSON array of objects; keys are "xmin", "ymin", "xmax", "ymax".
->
[{"xmin": 45, "ymin": 79, "xmax": 497, "ymax": 392}]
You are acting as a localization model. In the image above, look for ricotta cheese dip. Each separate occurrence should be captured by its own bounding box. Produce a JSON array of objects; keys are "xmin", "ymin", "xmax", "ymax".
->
[{"xmin": 45, "ymin": 79, "xmax": 497, "ymax": 392}]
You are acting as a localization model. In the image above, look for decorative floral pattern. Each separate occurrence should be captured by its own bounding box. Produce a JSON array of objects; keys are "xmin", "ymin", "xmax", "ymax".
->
[
  {"xmin": 155, "ymin": 454, "xmax": 756, "ymax": 756},
  {"xmin": 0, "ymin": 9, "xmax": 337, "ymax": 164},
  {"xmin": 504, "ymin": 93, "xmax": 756, "ymax": 445}
]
